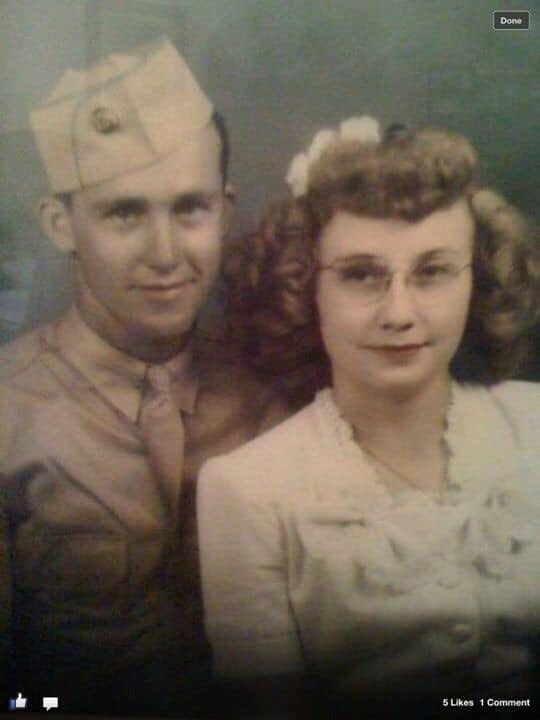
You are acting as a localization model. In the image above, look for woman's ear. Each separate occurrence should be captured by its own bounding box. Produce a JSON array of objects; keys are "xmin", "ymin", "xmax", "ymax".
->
[
  {"xmin": 38, "ymin": 197, "xmax": 76, "ymax": 253},
  {"xmin": 222, "ymin": 183, "xmax": 236, "ymax": 234}
]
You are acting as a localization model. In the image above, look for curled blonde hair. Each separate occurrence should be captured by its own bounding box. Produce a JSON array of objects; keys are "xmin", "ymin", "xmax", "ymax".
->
[{"xmin": 225, "ymin": 127, "xmax": 539, "ymax": 384}]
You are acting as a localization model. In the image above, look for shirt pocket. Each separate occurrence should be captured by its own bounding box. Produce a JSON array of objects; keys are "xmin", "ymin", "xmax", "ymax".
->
[{"xmin": 14, "ymin": 527, "xmax": 128, "ymax": 595}]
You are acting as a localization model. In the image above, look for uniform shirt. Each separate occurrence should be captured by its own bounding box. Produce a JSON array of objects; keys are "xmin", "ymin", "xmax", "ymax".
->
[
  {"xmin": 199, "ymin": 381, "xmax": 540, "ymax": 702},
  {"xmin": 0, "ymin": 307, "xmax": 293, "ymax": 708}
]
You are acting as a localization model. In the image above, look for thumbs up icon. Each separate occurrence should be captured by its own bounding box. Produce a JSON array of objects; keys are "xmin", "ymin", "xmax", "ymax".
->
[{"xmin": 9, "ymin": 693, "xmax": 27, "ymax": 710}]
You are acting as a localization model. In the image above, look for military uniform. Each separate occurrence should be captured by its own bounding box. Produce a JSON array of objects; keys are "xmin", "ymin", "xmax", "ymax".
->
[
  {"xmin": 0, "ymin": 308, "xmax": 292, "ymax": 714},
  {"xmin": 0, "ymin": 35, "xmax": 307, "ymax": 715}
]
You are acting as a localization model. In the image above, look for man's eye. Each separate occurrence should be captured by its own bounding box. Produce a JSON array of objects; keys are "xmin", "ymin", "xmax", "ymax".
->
[
  {"xmin": 180, "ymin": 201, "xmax": 204, "ymax": 214},
  {"xmin": 105, "ymin": 204, "xmax": 144, "ymax": 226},
  {"xmin": 174, "ymin": 197, "xmax": 212, "ymax": 220}
]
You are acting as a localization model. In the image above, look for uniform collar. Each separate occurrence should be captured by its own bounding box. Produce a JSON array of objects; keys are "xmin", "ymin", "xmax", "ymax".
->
[{"xmin": 50, "ymin": 306, "xmax": 199, "ymax": 421}]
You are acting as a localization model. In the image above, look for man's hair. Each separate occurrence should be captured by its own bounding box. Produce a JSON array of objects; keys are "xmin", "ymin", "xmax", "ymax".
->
[
  {"xmin": 55, "ymin": 110, "xmax": 230, "ymax": 208},
  {"xmin": 224, "ymin": 126, "xmax": 539, "ymax": 385},
  {"xmin": 212, "ymin": 111, "xmax": 230, "ymax": 186}
]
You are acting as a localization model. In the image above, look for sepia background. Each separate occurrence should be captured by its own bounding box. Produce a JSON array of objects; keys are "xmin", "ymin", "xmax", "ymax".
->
[{"xmin": 1, "ymin": 0, "xmax": 538, "ymax": 371}]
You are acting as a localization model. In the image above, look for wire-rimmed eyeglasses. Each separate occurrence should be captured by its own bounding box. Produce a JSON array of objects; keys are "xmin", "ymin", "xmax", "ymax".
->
[{"xmin": 317, "ymin": 258, "xmax": 473, "ymax": 306}]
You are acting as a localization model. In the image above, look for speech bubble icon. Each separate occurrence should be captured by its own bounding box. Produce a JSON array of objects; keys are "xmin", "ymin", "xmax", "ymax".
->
[{"xmin": 43, "ymin": 697, "xmax": 59, "ymax": 711}]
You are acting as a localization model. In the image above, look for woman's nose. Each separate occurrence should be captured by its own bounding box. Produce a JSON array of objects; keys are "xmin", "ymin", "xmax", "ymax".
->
[{"xmin": 377, "ymin": 273, "xmax": 417, "ymax": 330}]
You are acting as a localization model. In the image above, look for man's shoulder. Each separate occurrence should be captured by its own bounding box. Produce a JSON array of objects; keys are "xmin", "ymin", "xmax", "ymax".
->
[
  {"xmin": 0, "ymin": 324, "xmax": 58, "ymax": 458},
  {"xmin": 0, "ymin": 324, "xmax": 49, "ymax": 383},
  {"xmin": 191, "ymin": 335, "xmax": 317, "ymax": 457},
  {"xmin": 196, "ymin": 334, "xmax": 320, "ymax": 403},
  {"xmin": 196, "ymin": 336, "xmax": 294, "ymax": 410}
]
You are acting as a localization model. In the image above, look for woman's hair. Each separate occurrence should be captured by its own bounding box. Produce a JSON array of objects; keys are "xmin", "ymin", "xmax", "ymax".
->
[{"xmin": 225, "ymin": 126, "xmax": 539, "ymax": 385}]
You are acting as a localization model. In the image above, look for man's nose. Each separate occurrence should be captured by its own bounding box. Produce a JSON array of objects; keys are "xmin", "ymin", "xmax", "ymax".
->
[
  {"xmin": 377, "ymin": 272, "xmax": 417, "ymax": 330},
  {"xmin": 145, "ymin": 213, "xmax": 180, "ymax": 270}
]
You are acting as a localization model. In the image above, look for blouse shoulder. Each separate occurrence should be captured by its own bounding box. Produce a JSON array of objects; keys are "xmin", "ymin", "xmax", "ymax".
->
[
  {"xmin": 488, "ymin": 380, "xmax": 540, "ymax": 448},
  {"xmin": 489, "ymin": 379, "xmax": 540, "ymax": 406},
  {"xmin": 198, "ymin": 396, "xmax": 323, "ymax": 501}
]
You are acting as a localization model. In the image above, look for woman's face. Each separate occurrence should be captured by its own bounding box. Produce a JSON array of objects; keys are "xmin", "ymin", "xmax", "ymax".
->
[{"xmin": 315, "ymin": 200, "xmax": 474, "ymax": 399}]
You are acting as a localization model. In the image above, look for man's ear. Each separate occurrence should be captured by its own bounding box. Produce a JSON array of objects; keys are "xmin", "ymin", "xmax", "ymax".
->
[
  {"xmin": 222, "ymin": 183, "xmax": 236, "ymax": 234},
  {"xmin": 38, "ymin": 197, "xmax": 76, "ymax": 253}
]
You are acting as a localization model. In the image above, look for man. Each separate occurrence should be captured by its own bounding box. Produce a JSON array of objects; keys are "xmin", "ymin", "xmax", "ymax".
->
[{"xmin": 0, "ymin": 38, "xmax": 292, "ymax": 715}]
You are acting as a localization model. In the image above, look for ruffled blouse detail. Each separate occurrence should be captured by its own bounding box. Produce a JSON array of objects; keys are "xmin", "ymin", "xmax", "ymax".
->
[{"xmin": 286, "ymin": 385, "xmax": 535, "ymax": 597}]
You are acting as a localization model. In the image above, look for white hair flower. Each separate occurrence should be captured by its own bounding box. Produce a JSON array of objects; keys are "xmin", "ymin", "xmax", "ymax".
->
[
  {"xmin": 285, "ymin": 128, "xmax": 338, "ymax": 198},
  {"xmin": 285, "ymin": 115, "xmax": 381, "ymax": 198},
  {"xmin": 307, "ymin": 128, "xmax": 338, "ymax": 163},
  {"xmin": 339, "ymin": 115, "xmax": 381, "ymax": 144},
  {"xmin": 285, "ymin": 153, "xmax": 310, "ymax": 199}
]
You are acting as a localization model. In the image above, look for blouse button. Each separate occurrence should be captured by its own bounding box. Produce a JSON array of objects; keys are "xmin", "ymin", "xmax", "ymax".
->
[
  {"xmin": 437, "ymin": 567, "xmax": 461, "ymax": 588},
  {"xmin": 449, "ymin": 622, "xmax": 474, "ymax": 643}
]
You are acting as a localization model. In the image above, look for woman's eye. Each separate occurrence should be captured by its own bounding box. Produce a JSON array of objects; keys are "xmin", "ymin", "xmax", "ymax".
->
[
  {"xmin": 339, "ymin": 266, "xmax": 385, "ymax": 284},
  {"xmin": 415, "ymin": 264, "xmax": 452, "ymax": 280}
]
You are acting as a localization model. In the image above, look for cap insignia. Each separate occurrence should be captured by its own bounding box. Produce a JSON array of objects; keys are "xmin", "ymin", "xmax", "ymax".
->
[{"xmin": 90, "ymin": 106, "xmax": 121, "ymax": 134}]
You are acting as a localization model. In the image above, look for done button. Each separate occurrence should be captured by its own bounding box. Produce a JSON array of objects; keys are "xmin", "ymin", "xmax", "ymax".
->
[{"xmin": 493, "ymin": 11, "xmax": 530, "ymax": 30}]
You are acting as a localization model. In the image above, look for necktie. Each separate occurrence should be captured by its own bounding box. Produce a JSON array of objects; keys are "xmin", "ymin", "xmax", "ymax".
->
[{"xmin": 139, "ymin": 365, "xmax": 185, "ymax": 525}]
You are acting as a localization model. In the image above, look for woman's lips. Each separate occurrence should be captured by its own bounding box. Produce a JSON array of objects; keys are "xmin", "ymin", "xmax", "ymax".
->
[
  {"xmin": 366, "ymin": 343, "xmax": 428, "ymax": 360},
  {"xmin": 133, "ymin": 279, "xmax": 194, "ymax": 300}
]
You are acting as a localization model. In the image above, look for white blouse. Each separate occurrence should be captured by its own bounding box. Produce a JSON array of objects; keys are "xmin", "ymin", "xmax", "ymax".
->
[{"xmin": 198, "ymin": 381, "xmax": 540, "ymax": 697}]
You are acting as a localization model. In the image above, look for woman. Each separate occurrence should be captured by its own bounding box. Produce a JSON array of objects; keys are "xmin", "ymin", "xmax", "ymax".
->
[{"xmin": 198, "ymin": 118, "xmax": 540, "ymax": 713}]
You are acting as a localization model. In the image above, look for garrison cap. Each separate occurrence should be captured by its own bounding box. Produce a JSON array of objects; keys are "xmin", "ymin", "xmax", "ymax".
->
[{"xmin": 30, "ymin": 37, "xmax": 213, "ymax": 192}]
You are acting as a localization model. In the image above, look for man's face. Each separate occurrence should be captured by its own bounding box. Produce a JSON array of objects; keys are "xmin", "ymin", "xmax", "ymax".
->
[{"xmin": 61, "ymin": 124, "xmax": 228, "ymax": 359}]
